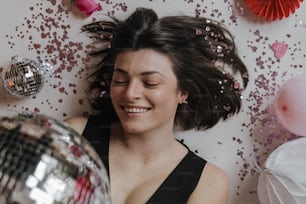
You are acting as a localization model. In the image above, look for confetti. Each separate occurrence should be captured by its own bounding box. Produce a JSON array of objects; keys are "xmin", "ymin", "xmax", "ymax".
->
[{"xmin": 271, "ymin": 42, "xmax": 288, "ymax": 59}]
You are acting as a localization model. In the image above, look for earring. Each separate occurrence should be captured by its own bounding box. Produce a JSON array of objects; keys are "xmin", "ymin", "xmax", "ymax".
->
[{"xmin": 181, "ymin": 100, "xmax": 188, "ymax": 105}]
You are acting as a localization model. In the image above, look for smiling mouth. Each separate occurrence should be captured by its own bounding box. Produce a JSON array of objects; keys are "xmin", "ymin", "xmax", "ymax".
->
[{"xmin": 122, "ymin": 106, "xmax": 151, "ymax": 113}]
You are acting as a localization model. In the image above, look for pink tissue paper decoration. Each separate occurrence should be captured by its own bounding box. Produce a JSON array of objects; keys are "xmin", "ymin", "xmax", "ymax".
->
[
  {"xmin": 271, "ymin": 42, "xmax": 288, "ymax": 58},
  {"xmin": 73, "ymin": 0, "xmax": 102, "ymax": 16}
]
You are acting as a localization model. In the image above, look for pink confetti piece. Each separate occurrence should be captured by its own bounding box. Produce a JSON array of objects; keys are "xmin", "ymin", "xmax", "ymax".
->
[
  {"xmin": 271, "ymin": 42, "xmax": 288, "ymax": 59},
  {"xmin": 195, "ymin": 28, "xmax": 202, "ymax": 35}
]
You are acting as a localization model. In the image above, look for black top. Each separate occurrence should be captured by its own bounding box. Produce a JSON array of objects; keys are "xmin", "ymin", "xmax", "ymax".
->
[{"xmin": 82, "ymin": 115, "xmax": 207, "ymax": 204}]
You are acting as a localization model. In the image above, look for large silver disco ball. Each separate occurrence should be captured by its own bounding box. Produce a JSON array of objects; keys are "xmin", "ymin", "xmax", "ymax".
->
[
  {"xmin": 0, "ymin": 113, "xmax": 111, "ymax": 204},
  {"xmin": 2, "ymin": 56, "xmax": 45, "ymax": 98}
]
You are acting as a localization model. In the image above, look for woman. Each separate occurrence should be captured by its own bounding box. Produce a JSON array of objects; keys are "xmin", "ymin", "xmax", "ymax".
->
[{"xmin": 66, "ymin": 8, "xmax": 248, "ymax": 204}]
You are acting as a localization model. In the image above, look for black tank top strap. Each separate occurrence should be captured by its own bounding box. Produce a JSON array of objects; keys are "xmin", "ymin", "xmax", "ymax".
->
[
  {"xmin": 147, "ymin": 150, "xmax": 207, "ymax": 204},
  {"xmin": 82, "ymin": 115, "xmax": 110, "ymax": 176}
]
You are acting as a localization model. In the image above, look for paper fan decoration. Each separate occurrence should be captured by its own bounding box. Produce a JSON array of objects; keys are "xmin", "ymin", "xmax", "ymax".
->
[
  {"xmin": 257, "ymin": 137, "xmax": 306, "ymax": 204},
  {"xmin": 245, "ymin": 0, "xmax": 304, "ymax": 20}
]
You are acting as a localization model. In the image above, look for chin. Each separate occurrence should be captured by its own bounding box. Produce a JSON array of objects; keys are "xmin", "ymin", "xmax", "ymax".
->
[{"xmin": 120, "ymin": 122, "xmax": 148, "ymax": 134}]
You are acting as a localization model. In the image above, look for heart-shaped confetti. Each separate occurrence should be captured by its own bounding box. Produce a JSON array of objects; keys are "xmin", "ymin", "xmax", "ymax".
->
[{"xmin": 271, "ymin": 42, "xmax": 288, "ymax": 59}]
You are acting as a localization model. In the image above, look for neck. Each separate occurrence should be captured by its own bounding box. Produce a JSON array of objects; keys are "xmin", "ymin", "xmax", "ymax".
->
[{"xmin": 110, "ymin": 123, "xmax": 180, "ymax": 162}]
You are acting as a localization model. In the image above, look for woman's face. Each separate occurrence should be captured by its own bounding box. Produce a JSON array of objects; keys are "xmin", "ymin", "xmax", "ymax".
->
[{"xmin": 110, "ymin": 49, "xmax": 187, "ymax": 135}]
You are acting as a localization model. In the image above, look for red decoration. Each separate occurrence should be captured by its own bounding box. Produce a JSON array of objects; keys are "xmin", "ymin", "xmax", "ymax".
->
[
  {"xmin": 70, "ymin": 144, "xmax": 83, "ymax": 158},
  {"xmin": 74, "ymin": 174, "xmax": 94, "ymax": 203},
  {"xmin": 245, "ymin": 0, "xmax": 304, "ymax": 20}
]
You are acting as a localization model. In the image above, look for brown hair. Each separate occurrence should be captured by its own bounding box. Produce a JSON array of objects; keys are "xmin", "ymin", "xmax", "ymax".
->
[{"xmin": 82, "ymin": 8, "xmax": 249, "ymax": 130}]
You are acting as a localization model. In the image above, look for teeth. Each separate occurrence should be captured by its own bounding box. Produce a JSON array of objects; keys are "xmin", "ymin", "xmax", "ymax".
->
[{"xmin": 124, "ymin": 107, "xmax": 148, "ymax": 113}]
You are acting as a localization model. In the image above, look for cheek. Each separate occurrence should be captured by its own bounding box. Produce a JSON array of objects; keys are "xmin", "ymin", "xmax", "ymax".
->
[
  {"xmin": 110, "ymin": 86, "xmax": 121, "ymax": 101},
  {"xmin": 150, "ymin": 89, "xmax": 180, "ymax": 106}
]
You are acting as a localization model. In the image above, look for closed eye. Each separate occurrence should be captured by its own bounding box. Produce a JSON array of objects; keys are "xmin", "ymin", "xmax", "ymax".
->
[
  {"xmin": 144, "ymin": 82, "xmax": 160, "ymax": 88},
  {"xmin": 112, "ymin": 69, "xmax": 129, "ymax": 85},
  {"xmin": 113, "ymin": 80, "xmax": 129, "ymax": 85}
]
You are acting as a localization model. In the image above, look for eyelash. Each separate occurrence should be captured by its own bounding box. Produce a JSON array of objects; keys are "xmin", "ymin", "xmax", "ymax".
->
[
  {"xmin": 113, "ymin": 80, "xmax": 128, "ymax": 85},
  {"xmin": 112, "ymin": 80, "xmax": 160, "ymax": 88},
  {"xmin": 144, "ymin": 82, "xmax": 159, "ymax": 88}
]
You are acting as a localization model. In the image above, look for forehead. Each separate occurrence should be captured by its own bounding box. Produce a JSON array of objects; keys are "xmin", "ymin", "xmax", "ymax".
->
[{"xmin": 114, "ymin": 49, "xmax": 175, "ymax": 75}]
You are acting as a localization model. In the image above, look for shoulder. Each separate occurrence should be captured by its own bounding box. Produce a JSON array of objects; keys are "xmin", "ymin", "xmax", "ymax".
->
[
  {"xmin": 187, "ymin": 162, "xmax": 229, "ymax": 204},
  {"xmin": 64, "ymin": 116, "xmax": 88, "ymax": 135}
]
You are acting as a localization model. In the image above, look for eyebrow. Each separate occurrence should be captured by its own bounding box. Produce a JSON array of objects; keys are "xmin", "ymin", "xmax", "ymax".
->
[{"xmin": 114, "ymin": 68, "xmax": 166, "ymax": 78}]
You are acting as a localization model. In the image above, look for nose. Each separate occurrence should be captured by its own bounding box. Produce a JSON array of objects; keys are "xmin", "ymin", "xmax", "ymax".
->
[{"xmin": 124, "ymin": 80, "xmax": 142, "ymax": 100}]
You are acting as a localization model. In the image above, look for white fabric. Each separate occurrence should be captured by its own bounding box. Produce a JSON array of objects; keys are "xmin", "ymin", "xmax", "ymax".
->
[{"xmin": 257, "ymin": 137, "xmax": 306, "ymax": 204}]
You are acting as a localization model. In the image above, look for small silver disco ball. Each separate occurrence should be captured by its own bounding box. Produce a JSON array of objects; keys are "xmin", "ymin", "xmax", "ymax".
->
[
  {"xmin": 0, "ymin": 113, "xmax": 111, "ymax": 204},
  {"xmin": 2, "ymin": 56, "xmax": 45, "ymax": 98}
]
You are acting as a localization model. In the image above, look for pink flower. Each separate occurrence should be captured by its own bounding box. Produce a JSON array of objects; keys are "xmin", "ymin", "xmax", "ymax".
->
[{"xmin": 73, "ymin": 0, "xmax": 102, "ymax": 16}]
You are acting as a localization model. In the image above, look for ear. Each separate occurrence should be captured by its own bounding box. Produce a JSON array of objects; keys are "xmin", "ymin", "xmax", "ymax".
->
[{"xmin": 178, "ymin": 90, "xmax": 189, "ymax": 104}]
